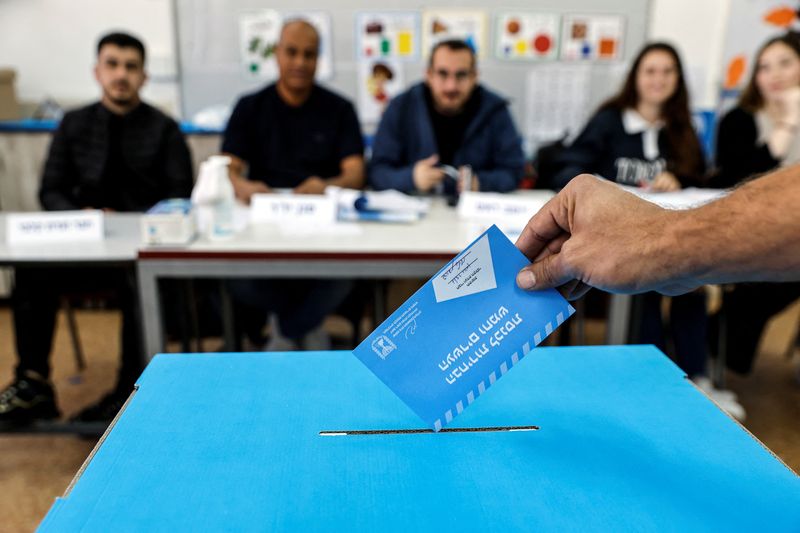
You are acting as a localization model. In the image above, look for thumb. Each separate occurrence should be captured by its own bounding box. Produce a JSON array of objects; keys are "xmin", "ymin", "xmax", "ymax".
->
[
  {"xmin": 424, "ymin": 154, "xmax": 439, "ymax": 166},
  {"xmin": 516, "ymin": 254, "xmax": 572, "ymax": 292}
]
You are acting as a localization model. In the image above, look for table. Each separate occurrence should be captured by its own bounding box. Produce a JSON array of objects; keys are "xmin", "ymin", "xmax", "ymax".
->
[
  {"xmin": 136, "ymin": 196, "xmax": 563, "ymax": 358},
  {"xmin": 38, "ymin": 345, "xmax": 800, "ymax": 531},
  {"xmin": 0, "ymin": 213, "xmax": 141, "ymax": 266}
]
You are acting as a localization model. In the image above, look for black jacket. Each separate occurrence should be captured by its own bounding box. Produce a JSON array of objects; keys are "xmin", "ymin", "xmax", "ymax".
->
[
  {"xmin": 39, "ymin": 102, "xmax": 193, "ymax": 211},
  {"xmin": 550, "ymin": 107, "xmax": 705, "ymax": 189},
  {"xmin": 713, "ymin": 106, "xmax": 779, "ymax": 189}
]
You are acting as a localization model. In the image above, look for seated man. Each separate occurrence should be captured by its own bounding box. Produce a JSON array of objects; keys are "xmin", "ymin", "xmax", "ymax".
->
[
  {"xmin": 369, "ymin": 39, "xmax": 525, "ymax": 196},
  {"xmin": 0, "ymin": 32, "xmax": 193, "ymax": 427},
  {"xmin": 222, "ymin": 19, "xmax": 364, "ymax": 349}
]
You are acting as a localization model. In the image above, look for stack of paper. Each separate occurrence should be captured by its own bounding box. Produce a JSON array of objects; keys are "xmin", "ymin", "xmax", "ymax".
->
[{"xmin": 335, "ymin": 188, "xmax": 430, "ymax": 223}]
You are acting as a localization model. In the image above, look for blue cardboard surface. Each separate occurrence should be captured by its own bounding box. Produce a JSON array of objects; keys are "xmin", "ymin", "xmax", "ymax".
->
[
  {"xmin": 38, "ymin": 347, "xmax": 800, "ymax": 532},
  {"xmin": 353, "ymin": 225, "xmax": 574, "ymax": 430}
]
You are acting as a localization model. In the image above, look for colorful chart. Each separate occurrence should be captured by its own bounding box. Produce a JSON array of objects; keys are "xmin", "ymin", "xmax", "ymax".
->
[
  {"xmin": 356, "ymin": 12, "xmax": 419, "ymax": 60},
  {"xmin": 560, "ymin": 15, "xmax": 624, "ymax": 61},
  {"xmin": 495, "ymin": 12, "xmax": 560, "ymax": 61},
  {"xmin": 421, "ymin": 9, "xmax": 488, "ymax": 58}
]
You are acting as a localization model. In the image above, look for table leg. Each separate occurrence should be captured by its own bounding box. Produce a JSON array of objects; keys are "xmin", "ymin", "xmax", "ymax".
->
[
  {"xmin": 137, "ymin": 262, "xmax": 165, "ymax": 360},
  {"xmin": 606, "ymin": 294, "xmax": 632, "ymax": 345}
]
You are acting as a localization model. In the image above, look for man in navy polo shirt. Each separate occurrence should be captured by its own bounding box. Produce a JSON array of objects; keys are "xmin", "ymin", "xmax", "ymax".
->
[{"xmin": 221, "ymin": 19, "xmax": 365, "ymax": 350}]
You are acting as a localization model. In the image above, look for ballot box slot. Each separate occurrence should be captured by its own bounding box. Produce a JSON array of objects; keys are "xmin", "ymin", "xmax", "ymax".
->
[{"xmin": 319, "ymin": 425, "xmax": 539, "ymax": 436}]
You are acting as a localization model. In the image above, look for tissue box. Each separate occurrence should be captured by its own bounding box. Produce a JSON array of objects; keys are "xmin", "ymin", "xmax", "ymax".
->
[{"xmin": 141, "ymin": 199, "xmax": 196, "ymax": 245}]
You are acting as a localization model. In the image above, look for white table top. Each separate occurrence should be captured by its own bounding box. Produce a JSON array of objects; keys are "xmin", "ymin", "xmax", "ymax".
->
[
  {"xmin": 139, "ymin": 192, "xmax": 555, "ymax": 260},
  {"xmin": 0, "ymin": 213, "xmax": 141, "ymax": 265}
]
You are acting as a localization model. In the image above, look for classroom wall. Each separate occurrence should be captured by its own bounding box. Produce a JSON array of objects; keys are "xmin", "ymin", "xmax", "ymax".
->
[
  {"xmin": 0, "ymin": 0, "xmax": 180, "ymax": 114},
  {"xmin": 648, "ymin": 0, "xmax": 731, "ymax": 109},
  {"xmin": 0, "ymin": 0, "xmax": 732, "ymax": 118}
]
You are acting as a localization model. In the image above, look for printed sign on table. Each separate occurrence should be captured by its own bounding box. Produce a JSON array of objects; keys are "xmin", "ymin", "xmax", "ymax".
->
[{"xmin": 353, "ymin": 225, "xmax": 574, "ymax": 431}]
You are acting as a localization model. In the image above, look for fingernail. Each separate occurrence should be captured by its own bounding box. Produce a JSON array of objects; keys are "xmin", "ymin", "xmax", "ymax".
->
[{"xmin": 516, "ymin": 269, "xmax": 536, "ymax": 290}]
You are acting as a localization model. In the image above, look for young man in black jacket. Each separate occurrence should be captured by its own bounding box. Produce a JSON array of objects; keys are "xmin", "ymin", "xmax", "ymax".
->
[{"xmin": 0, "ymin": 32, "xmax": 193, "ymax": 428}]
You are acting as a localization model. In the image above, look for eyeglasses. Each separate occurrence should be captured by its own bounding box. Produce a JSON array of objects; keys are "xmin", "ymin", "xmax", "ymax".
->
[{"xmin": 432, "ymin": 69, "xmax": 474, "ymax": 82}]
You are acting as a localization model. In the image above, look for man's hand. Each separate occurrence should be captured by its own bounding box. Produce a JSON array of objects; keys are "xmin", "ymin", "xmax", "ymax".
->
[
  {"xmin": 231, "ymin": 175, "xmax": 270, "ymax": 204},
  {"xmin": 294, "ymin": 176, "xmax": 328, "ymax": 195},
  {"xmin": 650, "ymin": 171, "xmax": 681, "ymax": 192},
  {"xmin": 514, "ymin": 174, "xmax": 694, "ymax": 300},
  {"xmin": 413, "ymin": 154, "xmax": 445, "ymax": 192}
]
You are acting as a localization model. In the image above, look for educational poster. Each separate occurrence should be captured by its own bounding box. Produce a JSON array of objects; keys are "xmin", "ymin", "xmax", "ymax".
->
[
  {"xmin": 358, "ymin": 59, "xmax": 404, "ymax": 125},
  {"xmin": 238, "ymin": 10, "xmax": 334, "ymax": 81},
  {"xmin": 421, "ymin": 9, "xmax": 488, "ymax": 57},
  {"xmin": 239, "ymin": 10, "xmax": 282, "ymax": 78},
  {"xmin": 560, "ymin": 15, "xmax": 624, "ymax": 61},
  {"xmin": 721, "ymin": 1, "xmax": 800, "ymax": 97},
  {"xmin": 356, "ymin": 12, "xmax": 419, "ymax": 60},
  {"xmin": 495, "ymin": 12, "xmax": 560, "ymax": 61}
]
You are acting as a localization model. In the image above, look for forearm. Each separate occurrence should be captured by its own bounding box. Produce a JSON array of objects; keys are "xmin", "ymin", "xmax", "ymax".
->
[
  {"xmin": 327, "ymin": 157, "xmax": 365, "ymax": 190},
  {"xmin": 368, "ymin": 164, "xmax": 415, "ymax": 192},
  {"xmin": 669, "ymin": 165, "xmax": 800, "ymax": 284}
]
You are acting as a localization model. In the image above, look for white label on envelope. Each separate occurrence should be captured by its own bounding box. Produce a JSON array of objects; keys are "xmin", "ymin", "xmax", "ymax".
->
[
  {"xmin": 250, "ymin": 194, "xmax": 337, "ymax": 225},
  {"xmin": 433, "ymin": 233, "xmax": 496, "ymax": 303},
  {"xmin": 6, "ymin": 211, "xmax": 104, "ymax": 245}
]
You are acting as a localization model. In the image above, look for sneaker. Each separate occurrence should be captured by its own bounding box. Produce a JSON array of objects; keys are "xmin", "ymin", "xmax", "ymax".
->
[
  {"xmin": 691, "ymin": 376, "xmax": 738, "ymax": 403},
  {"xmin": 714, "ymin": 397, "xmax": 747, "ymax": 422},
  {"xmin": 71, "ymin": 391, "xmax": 130, "ymax": 424},
  {"xmin": 0, "ymin": 373, "xmax": 59, "ymax": 428},
  {"xmin": 302, "ymin": 326, "xmax": 331, "ymax": 351},
  {"xmin": 264, "ymin": 314, "xmax": 300, "ymax": 352},
  {"xmin": 691, "ymin": 377, "xmax": 746, "ymax": 421}
]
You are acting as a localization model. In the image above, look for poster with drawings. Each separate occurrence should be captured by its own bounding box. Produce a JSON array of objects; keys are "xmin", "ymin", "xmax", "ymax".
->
[
  {"xmin": 358, "ymin": 59, "xmax": 404, "ymax": 125},
  {"xmin": 495, "ymin": 12, "xmax": 560, "ymax": 61},
  {"xmin": 560, "ymin": 14, "xmax": 624, "ymax": 61},
  {"xmin": 238, "ymin": 10, "xmax": 334, "ymax": 80},
  {"xmin": 421, "ymin": 9, "xmax": 488, "ymax": 57},
  {"xmin": 356, "ymin": 12, "xmax": 419, "ymax": 60}
]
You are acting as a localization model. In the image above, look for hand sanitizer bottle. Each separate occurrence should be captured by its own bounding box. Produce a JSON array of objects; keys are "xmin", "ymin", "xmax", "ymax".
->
[{"xmin": 208, "ymin": 155, "xmax": 235, "ymax": 241}]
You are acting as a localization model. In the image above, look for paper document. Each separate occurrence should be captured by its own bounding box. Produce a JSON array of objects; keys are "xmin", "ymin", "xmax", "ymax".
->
[
  {"xmin": 619, "ymin": 185, "xmax": 727, "ymax": 210},
  {"xmin": 353, "ymin": 225, "xmax": 574, "ymax": 430}
]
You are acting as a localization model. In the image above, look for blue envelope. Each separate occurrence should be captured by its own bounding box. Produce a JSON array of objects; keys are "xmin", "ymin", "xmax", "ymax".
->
[{"xmin": 353, "ymin": 225, "xmax": 575, "ymax": 430}]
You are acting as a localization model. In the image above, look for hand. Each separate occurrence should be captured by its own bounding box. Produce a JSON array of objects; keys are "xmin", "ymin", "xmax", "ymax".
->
[
  {"xmin": 293, "ymin": 176, "xmax": 328, "ymax": 195},
  {"xmin": 231, "ymin": 175, "xmax": 270, "ymax": 204},
  {"xmin": 413, "ymin": 154, "xmax": 445, "ymax": 192},
  {"xmin": 456, "ymin": 169, "xmax": 480, "ymax": 193},
  {"xmin": 514, "ymin": 174, "xmax": 694, "ymax": 300},
  {"xmin": 650, "ymin": 171, "xmax": 681, "ymax": 192},
  {"xmin": 776, "ymin": 86, "xmax": 800, "ymax": 125}
]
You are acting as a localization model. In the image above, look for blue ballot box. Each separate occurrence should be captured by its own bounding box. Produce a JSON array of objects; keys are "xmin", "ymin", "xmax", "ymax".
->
[{"xmin": 39, "ymin": 346, "xmax": 800, "ymax": 532}]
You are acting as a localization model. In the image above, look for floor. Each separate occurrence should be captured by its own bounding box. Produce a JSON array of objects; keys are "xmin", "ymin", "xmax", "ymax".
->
[{"xmin": 0, "ymin": 302, "xmax": 798, "ymax": 532}]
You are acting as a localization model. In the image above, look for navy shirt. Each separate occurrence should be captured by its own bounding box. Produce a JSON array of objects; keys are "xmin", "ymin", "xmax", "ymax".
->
[
  {"xmin": 551, "ymin": 107, "xmax": 705, "ymax": 190},
  {"xmin": 222, "ymin": 84, "xmax": 364, "ymax": 188}
]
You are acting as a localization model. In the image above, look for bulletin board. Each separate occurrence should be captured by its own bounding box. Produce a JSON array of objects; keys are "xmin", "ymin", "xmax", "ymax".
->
[{"xmin": 174, "ymin": 0, "xmax": 651, "ymax": 147}]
